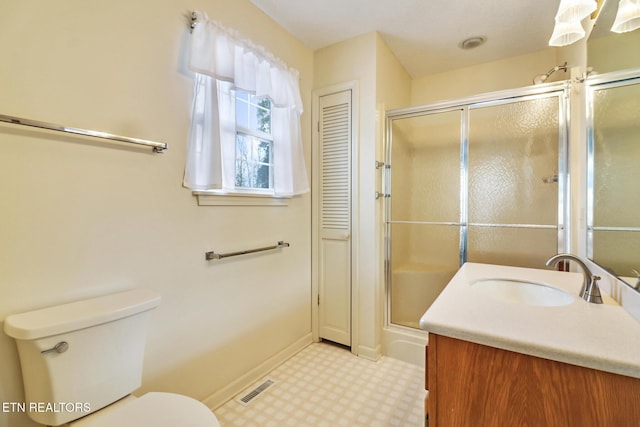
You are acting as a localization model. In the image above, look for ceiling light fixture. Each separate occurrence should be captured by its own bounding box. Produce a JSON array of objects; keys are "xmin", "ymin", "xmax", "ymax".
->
[
  {"xmin": 554, "ymin": 0, "xmax": 598, "ymax": 22},
  {"xmin": 548, "ymin": 0, "xmax": 597, "ymax": 46},
  {"xmin": 458, "ymin": 36, "xmax": 487, "ymax": 50},
  {"xmin": 549, "ymin": 14, "xmax": 587, "ymax": 46},
  {"xmin": 611, "ymin": 0, "xmax": 640, "ymax": 33}
]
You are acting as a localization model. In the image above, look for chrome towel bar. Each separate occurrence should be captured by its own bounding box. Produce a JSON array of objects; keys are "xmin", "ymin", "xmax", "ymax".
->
[
  {"xmin": 206, "ymin": 241, "xmax": 290, "ymax": 261},
  {"xmin": 0, "ymin": 114, "xmax": 167, "ymax": 153}
]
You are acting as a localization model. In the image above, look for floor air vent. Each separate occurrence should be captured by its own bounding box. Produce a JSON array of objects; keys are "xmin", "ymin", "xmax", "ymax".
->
[{"xmin": 236, "ymin": 379, "xmax": 276, "ymax": 406}]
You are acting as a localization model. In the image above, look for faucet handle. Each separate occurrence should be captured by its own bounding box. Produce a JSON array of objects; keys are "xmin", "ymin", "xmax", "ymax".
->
[{"xmin": 584, "ymin": 275, "xmax": 603, "ymax": 304}]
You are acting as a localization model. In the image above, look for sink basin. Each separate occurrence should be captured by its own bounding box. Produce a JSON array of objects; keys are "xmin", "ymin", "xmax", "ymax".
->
[{"xmin": 471, "ymin": 279, "xmax": 575, "ymax": 307}]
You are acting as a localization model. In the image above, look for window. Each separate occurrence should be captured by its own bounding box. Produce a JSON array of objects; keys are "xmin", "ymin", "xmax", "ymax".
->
[
  {"xmin": 184, "ymin": 14, "xmax": 309, "ymax": 201},
  {"xmin": 235, "ymin": 92, "xmax": 273, "ymax": 191}
]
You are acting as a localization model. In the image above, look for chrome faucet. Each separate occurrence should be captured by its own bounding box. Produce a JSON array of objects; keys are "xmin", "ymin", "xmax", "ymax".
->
[{"xmin": 545, "ymin": 253, "xmax": 603, "ymax": 304}]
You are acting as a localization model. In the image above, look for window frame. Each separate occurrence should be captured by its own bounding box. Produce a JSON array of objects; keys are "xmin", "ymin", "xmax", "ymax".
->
[
  {"xmin": 194, "ymin": 90, "xmax": 289, "ymax": 206},
  {"xmin": 234, "ymin": 91, "xmax": 275, "ymax": 194},
  {"xmin": 235, "ymin": 127, "xmax": 274, "ymax": 193}
]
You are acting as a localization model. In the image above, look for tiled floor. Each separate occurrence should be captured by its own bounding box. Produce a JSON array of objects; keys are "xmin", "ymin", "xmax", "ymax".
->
[{"xmin": 214, "ymin": 342, "xmax": 426, "ymax": 427}]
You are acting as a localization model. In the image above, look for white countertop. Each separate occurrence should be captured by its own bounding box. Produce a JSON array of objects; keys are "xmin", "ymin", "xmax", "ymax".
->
[{"xmin": 420, "ymin": 262, "xmax": 640, "ymax": 379}]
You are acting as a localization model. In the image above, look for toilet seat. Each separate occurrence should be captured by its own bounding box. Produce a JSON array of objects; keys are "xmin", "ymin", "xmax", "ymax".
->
[{"xmin": 68, "ymin": 392, "xmax": 220, "ymax": 427}]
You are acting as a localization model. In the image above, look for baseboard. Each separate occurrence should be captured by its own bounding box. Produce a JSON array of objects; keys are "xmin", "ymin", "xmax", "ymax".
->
[
  {"xmin": 202, "ymin": 333, "xmax": 313, "ymax": 410},
  {"xmin": 356, "ymin": 343, "xmax": 381, "ymax": 361}
]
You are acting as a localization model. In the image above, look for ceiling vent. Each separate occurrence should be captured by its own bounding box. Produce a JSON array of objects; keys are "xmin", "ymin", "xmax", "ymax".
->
[{"xmin": 458, "ymin": 36, "xmax": 487, "ymax": 50}]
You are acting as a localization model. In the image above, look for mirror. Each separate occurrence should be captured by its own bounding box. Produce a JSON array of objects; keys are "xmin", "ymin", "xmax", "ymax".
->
[
  {"xmin": 588, "ymin": 0, "xmax": 640, "ymax": 74},
  {"xmin": 587, "ymin": 74, "xmax": 640, "ymax": 289},
  {"xmin": 586, "ymin": 1, "xmax": 640, "ymax": 289}
]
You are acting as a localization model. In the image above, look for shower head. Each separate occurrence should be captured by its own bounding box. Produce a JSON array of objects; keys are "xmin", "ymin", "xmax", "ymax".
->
[
  {"xmin": 533, "ymin": 62, "xmax": 568, "ymax": 85},
  {"xmin": 533, "ymin": 74, "xmax": 550, "ymax": 85}
]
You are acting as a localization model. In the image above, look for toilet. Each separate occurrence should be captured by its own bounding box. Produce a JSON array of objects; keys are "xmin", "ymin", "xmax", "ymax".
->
[{"xmin": 3, "ymin": 289, "xmax": 221, "ymax": 427}]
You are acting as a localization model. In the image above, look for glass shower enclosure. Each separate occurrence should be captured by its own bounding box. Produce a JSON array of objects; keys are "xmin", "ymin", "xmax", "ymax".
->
[{"xmin": 385, "ymin": 85, "xmax": 569, "ymax": 329}]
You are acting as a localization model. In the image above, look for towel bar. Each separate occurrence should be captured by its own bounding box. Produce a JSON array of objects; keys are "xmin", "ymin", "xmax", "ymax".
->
[
  {"xmin": 0, "ymin": 114, "xmax": 167, "ymax": 153},
  {"xmin": 205, "ymin": 241, "xmax": 290, "ymax": 261}
]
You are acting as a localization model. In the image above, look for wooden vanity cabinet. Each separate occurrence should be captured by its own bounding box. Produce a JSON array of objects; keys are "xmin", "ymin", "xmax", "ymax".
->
[{"xmin": 426, "ymin": 333, "xmax": 640, "ymax": 427}]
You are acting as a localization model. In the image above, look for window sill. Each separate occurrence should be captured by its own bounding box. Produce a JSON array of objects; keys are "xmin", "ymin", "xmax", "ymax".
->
[{"xmin": 194, "ymin": 190, "xmax": 289, "ymax": 206}]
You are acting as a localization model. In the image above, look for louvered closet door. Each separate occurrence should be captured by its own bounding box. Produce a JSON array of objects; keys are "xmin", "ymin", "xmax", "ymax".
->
[{"xmin": 318, "ymin": 90, "xmax": 352, "ymax": 346}]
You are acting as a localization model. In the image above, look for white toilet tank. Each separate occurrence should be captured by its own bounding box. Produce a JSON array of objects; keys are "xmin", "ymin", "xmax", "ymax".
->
[{"xmin": 4, "ymin": 289, "xmax": 161, "ymax": 426}]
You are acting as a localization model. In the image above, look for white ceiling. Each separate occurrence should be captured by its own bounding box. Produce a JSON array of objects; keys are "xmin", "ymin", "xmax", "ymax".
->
[{"xmin": 249, "ymin": 0, "xmax": 561, "ymax": 78}]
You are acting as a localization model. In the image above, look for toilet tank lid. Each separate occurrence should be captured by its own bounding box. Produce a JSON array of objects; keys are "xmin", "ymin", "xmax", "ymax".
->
[{"xmin": 4, "ymin": 289, "xmax": 161, "ymax": 340}]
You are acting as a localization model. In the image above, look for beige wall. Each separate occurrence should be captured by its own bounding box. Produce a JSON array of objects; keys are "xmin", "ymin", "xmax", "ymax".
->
[
  {"xmin": 588, "ymin": 30, "xmax": 640, "ymax": 74},
  {"xmin": 376, "ymin": 34, "xmax": 413, "ymax": 111},
  {"xmin": 411, "ymin": 48, "xmax": 562, "ymax": 105},
  {"xmin": 0, "ymin": 1, "xmax": 313, "ymax": 426}
]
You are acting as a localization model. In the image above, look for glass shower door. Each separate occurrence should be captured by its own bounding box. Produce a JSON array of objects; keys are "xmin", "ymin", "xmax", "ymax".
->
[
  {"xmin": 385, "ymin": 86, "xmax": 568, "ymax": 330},
  {"xmin": 387, "ymin": 110, "xmax": 462, "ymax": 328},
  {"xmin": 467, "ymin": 95, "xmax": 565, "ymax": 268}
]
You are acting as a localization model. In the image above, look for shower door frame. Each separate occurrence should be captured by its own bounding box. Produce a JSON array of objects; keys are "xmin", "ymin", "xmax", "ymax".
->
[{"xmin": 384, "ymin": 82, "xmax": 571, "ymax": 331}]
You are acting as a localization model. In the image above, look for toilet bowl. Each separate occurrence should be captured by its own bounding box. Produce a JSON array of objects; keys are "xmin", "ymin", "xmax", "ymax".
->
[
  {"xmin": 3, "ymin": 289, "xmax": 221, "ymax": 427},
  {"xmin": 69, "ymin": 393, "xmax": 220, "ymax": 427}
]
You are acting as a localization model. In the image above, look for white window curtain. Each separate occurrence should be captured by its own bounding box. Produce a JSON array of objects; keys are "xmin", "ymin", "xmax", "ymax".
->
[{"xmin": 184, "ymin": 12, "xmax": 309, "ymax": 196}]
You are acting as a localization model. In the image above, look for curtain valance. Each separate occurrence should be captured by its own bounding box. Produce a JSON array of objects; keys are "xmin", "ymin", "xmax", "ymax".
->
[{"xmin": 189, "ymin": 12, "xmax": 303, "ymax": 113}]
